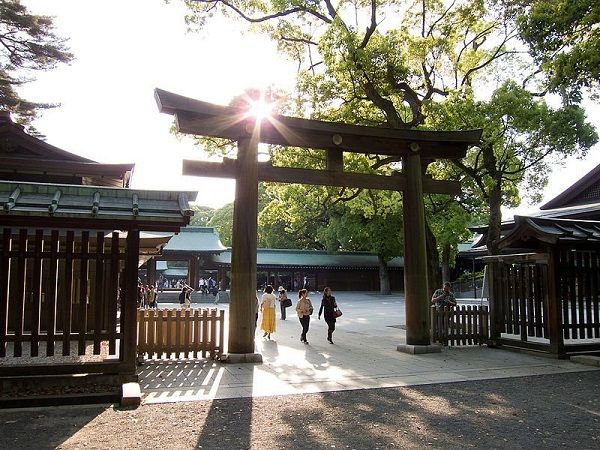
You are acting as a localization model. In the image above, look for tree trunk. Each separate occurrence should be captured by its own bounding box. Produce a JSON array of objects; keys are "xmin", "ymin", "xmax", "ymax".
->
[
  {"xmin": 378, "ymin": 255, "xmax": 392, "ymax": 295},
  {"xmin": 425, "ymin": 219, "xmax": 440, "ymax": 298},
  {"xmin": 487, "ymin": 183, "xmax": 503, "ymax": 256},
  {"xmin": 441, "ymin": 243, "xmax": 451, "ymax": 283}
]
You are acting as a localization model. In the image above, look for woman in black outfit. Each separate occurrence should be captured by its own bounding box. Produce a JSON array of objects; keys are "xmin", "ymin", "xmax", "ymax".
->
[{"xmin": 318, "ymin": 287, "xmax": 337, "ymax": 344}]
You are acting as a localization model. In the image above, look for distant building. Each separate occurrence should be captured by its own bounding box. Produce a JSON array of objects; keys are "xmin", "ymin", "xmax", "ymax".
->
[{"xmin": 143, "ymin": 227, "xmax": 404, "ymax": 292}]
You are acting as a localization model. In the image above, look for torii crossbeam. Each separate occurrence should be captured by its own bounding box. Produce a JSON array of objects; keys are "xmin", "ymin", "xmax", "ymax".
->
[{"xmin": 155, "ymin": 88, "xmax": 482, "ymax": 358}]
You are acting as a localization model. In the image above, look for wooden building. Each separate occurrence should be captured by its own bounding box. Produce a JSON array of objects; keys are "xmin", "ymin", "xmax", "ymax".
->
[
  {"xmin": 467, "ymin": 163, "xmax": 600, "ymax": 356},
  {"xmin": 0, "ymin": 112, "xmax": 196, "ymax": 402},
  {"xmin": 0, "ymin": 112, "xmax": 133, "ymax": 188},
  {"xmin": 143, "ymin": 227, "xmax": 404, "ymax": 292}
]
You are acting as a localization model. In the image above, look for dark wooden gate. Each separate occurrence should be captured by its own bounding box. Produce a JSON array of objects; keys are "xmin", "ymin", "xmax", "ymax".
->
[
  {"xmin": 0, "ymin": 226, "xmax": 133, "ymax": 377},
  {"xmin": 486, "ymin": 249, "xmax": 600, "ymax": 356}
]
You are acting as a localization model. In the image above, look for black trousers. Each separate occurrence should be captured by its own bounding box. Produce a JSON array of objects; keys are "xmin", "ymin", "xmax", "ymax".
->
[
  {"xmin": 325, "ymin": 319, "xmax": 335, "ymax": 339},
  {"xmin": 299, "ymin": 315, "xmax": 310, "ymax": 340}
]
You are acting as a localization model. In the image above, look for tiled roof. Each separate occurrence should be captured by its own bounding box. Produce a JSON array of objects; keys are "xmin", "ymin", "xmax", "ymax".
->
[
  {"xmin": 211, "ymin": 248, "xmax": 404, "ymax": 269},
  {"xmin": 0, "ymin": 180, "xmax": 197, "ymax": 229},
  {"xmin": 162, "ymin": 227, "xmax": 227, "ymax": 253},
  {"xmin": 499, "ymin": 215, "xmax": 600, "ymax": 249}
]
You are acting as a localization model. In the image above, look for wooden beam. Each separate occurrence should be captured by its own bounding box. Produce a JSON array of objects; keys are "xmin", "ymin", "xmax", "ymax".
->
[
  {"xmin": 156, "ymin": 88, "xmax": 482, "ymax": 160},
  {"xmin": 182, "ymin": 159, "xmax": 461, "ymax": 195}
]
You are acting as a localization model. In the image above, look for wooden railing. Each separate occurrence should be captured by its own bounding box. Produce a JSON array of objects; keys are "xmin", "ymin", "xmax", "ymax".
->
[
  {"xmin": 137, "ymin": 308, "xmax": 225, "ymax": 360},
  {"xmin": 431, "ymin": 305, "xmax": 489, "ymax": 346}
]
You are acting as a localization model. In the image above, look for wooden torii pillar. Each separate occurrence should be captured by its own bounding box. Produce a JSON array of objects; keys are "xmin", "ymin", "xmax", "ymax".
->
[{"xmin": 155, "ymin": 89, "xmax": 481, "ymax": 357}]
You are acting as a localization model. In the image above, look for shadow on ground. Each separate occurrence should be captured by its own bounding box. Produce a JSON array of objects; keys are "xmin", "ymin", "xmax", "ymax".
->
[{"xmin": 1, "ymin": 371, "xmax": 597, "ymax": 449}]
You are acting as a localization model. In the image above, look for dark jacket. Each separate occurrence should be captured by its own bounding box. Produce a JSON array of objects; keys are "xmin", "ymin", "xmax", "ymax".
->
[{"xmin": 319, "ymin": 295, "xmax": 337, "ymax": 322}]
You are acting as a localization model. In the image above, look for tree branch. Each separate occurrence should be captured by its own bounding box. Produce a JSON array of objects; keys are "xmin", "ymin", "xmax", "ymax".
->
[{"xmin": 359, "ymin": 0, "xmax": 378, "ymax": 49}]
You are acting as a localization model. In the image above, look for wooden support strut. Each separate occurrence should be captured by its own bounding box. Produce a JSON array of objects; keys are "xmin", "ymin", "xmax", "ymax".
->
[{"xmin": 182, "ymin": 159, "xmax": 461, "ymax": 195}]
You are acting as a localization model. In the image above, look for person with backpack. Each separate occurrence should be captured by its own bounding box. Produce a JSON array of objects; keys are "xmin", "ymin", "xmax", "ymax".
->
[{"xmin": 277, "ymin": 286, "xmax": 291, "ymax": 320}]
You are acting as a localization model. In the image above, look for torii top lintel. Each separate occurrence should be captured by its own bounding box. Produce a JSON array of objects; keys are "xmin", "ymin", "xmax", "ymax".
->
[{"xmin": 155, "ymin": 89, "xmax": 481, "ymax": 159}]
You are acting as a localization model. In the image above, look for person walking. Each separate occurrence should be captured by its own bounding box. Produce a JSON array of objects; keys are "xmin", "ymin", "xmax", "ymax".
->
[
  {"xmin": 260, "ymin": 285, "xmax": 277, "ymax": 340},
  {"xmin": 318, "ymin": 286, "xmax": 338, "ymax": 344},
  {"xmin": 277, "ymin": 287, "xmax": 290, "ymax": 320},
  {"xmin": 296, "ymin": 288, "xmax": 313, "ymax": 344}
]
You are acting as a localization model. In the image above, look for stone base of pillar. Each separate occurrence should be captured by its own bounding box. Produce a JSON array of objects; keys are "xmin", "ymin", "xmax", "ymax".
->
[
  {"xmin": 220, "ymin": 353, "xmax": 263, "ymax": 363},
  {"xmin": 396, "ymin": 344, "xmax": 442, "ymax": 355}
]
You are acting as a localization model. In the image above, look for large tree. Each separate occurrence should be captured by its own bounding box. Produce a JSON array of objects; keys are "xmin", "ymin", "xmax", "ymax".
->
[
  {"xmin": 0, "ymin": 0, "xmax": 73, "ymax": 127},
  {"xmin": 184, "ymin": 0, "xmax": 597, "ymax": 292}
]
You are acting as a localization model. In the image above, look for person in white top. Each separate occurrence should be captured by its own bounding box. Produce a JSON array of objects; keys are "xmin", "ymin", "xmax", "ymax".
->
[
  {"xmin": 260, "ymin": 285, "xmax": 277, "ymax": 340},
  {"xmin": 295, "ymin": 289, "xmax": 313, "ymax": 344}
]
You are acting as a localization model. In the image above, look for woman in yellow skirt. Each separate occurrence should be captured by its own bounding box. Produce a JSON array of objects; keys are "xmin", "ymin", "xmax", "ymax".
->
[{"xmin": 260, "ymin": 285, "xmax": 277, "ymax": 339}]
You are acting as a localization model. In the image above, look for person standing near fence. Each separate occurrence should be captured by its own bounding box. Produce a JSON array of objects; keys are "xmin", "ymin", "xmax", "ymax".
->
[
  {"xmin": 318, "ymin": 287, "xmax": 338, "ymax": 344},
  {"xmin": 431, "ymin": 282, "xmax": 457, "ymax": 308},
  {"xmin": 296, "ymin": 289, "xmax": 313, "ymax": 344},
  {"xmin": 179, "ymin": 286, "xmax": 193, "ymax": 309},
  {"xmin": 147, "ymin": 285, "xmax": 157, "ymax": 309},
  {"xmin": 260, "ymin": 285, "xmax": 277, "ymax": 340}
]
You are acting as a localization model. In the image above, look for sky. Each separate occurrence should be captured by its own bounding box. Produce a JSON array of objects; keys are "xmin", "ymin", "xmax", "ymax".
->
[{"xmin": 18, "ymin": 0, "xmax": 600, "ymax": 216}]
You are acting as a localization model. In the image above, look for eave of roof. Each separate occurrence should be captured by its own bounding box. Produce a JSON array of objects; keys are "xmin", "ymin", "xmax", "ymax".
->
[
  {"xmin": 162, "ymin": 226, "xmax": 227, "ymax": 252},
  {"xmin": 0, "ymin": 180, "xmax": 197, "ymax": 231},
  {"xmin": 498, "ymin": 215, "xmax": 600, "ymax": 250},
  {"xmin": 210, "ymin": 249, "xmax": 404, "ymax": 269},
  {"xmin": 540, "ymin": 163, "xmax": 600, "ymax": 210}
]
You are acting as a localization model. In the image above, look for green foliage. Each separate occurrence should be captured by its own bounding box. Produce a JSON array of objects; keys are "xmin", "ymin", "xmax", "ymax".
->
[
  {"xmin": 207, "ymin": 203, "xmax": 234, "ymax": 246},
  {"xmin": 0, "ymin": 0, "xmax": 73, "ymax": 127},
  {"xmin": 427, "ymin": 83, "xmax": 597, "ymax": 206},
  {"xmin": 183, "ymin": 0, "xmax": 599, "ymax": 263},
  {"xmin": 189, "ymin": 205, "xmax": 215, "ymax": 226},
  {"xmin": 516, "ymin": 0, "xmax": 600, "ymax": 100}
]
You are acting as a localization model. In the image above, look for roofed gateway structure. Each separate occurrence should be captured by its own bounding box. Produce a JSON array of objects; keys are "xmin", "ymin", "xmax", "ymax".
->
[
  {"xmin": 156, "ymin": 89, "xmax": 481, "ymax": 359},
  {"xmin": 0, "ymin": 113, "xmax": 196, "ymax": 404},
  {"xmin": 0, "ymin": 112, "xmax": 133, "ymax": 187}
]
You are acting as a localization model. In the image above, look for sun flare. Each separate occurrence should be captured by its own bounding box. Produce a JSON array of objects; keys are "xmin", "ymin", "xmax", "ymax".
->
[{"xmin": 247, "ymin": 97, "xmax": 273, "ymax": 121}]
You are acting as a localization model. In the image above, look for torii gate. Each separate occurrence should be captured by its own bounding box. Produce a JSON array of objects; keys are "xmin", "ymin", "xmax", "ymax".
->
[{"xmin": 155, "ymin": 88, "xmax": 481, "ymax": 360}]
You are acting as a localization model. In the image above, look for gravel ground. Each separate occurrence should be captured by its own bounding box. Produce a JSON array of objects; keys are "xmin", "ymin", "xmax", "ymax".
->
[{"xmin": 0, "ymin": 370, "xmax": 598, "ymax": 450}]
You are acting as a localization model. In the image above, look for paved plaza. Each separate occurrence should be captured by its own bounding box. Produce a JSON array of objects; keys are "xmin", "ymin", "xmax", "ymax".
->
[
  {"xmin": 1, "ymin": 292, "xmax": 598, "ymax": 450},
  {"xmin": 141, "ymin": 292, "xmax": 598, "ymax": 404}
]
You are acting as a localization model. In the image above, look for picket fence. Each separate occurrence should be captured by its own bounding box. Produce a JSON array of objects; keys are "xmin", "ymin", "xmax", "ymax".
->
[
  {"xmin": 431, "ymin": 305, "xmax": 489, "ymax": 346},
  {"xmin": 137, "ymin": 308, "xmax": 225, "ymax": 360}
]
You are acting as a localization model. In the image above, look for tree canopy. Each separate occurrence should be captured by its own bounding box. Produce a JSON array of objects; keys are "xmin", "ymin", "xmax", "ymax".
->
[
  {"xmin": 515, "ymin": 0, "xmax": 599, "ymax": 101},
  {"xmin": 0, "ymin": 0, "xmax": 73, "ymax": 127},
  {"xmin": 184, "ymin": 0, "xmax": 599, "ymax": 289}
]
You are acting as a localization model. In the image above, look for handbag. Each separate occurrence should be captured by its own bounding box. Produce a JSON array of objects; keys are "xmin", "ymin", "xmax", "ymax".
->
[
  {"xmin": 282, "ymin": 298, "xmax": 292, "ymax": 308},
  {"xmin": 333, "ymin": 308, "xmax": 343, "ymax": 318}
]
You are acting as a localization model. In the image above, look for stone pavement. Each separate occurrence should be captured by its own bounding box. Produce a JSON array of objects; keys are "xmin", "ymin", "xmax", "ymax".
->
[{"xmin": 140, "ymin": 292, "xmax": 598, "ymax": 404}]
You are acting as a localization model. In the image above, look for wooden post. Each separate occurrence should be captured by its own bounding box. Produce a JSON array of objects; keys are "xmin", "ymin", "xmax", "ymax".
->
[
  {"xmin": 147, "ymin": 257, "xmax": 156, "ymax": 286},
  {"xmin": 188, "ymin": 256, "xmax": 197, "ymax": 290},
  {"xmin": 228, "ymin": 135, "xmax": 259, "ymax": 355},
  {"xmin": 122, "ymin": 228, "xmax": 140, "ymax": 375},
  {"xmin": 402, "ymin": 150, "xmax": 431, "ymax": 346},
  {"xmin": 547, "ymin": 248, "xmax": 564, "ymax": 355},
  {"xmin": 487, "ymin": 260, "xmax": 502, "ymax": 345}
]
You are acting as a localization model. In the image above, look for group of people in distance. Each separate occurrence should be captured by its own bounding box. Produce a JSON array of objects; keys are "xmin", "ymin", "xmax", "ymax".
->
[
  {"xmin": 258, "ymin": 285, "xmax": 340, "ymax": 345},
  {"xmin": 137, "ymin": 282, "xmax": 158, "ymax": 309}
]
